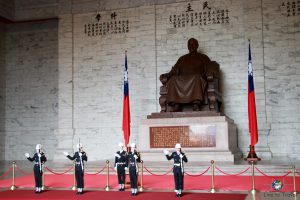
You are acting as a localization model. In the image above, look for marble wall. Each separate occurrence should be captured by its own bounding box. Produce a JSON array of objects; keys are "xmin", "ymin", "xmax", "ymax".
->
[
  {"xmin": 263, "ymin": 0, "xmax": 300, "ymax": 159},
  {"xmin": 1, "ymin": 0, "xmax": 300, "ymax": 161},
  {"xmin": 0, "ymin": 25, "xmax": 5, "ymax": 161},
  {"xmin": 4, "ymin": 21, "xmax": 58, "ymax": 160}
]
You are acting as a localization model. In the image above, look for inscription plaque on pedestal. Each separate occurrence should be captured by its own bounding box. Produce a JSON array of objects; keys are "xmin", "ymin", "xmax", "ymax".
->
[{"xmin": 150, "ymin": 125, "xmax": 216, "ymax": 148}]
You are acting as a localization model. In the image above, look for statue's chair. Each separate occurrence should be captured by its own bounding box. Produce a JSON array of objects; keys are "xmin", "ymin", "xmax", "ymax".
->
[{"xmin": 159, "ymin": 61, "xmax": 222, "ymax": 112}]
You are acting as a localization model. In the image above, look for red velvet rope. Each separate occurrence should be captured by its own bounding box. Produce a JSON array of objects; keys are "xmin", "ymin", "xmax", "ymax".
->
[
  {"xmin": 255, "ymin": 167, "xmax": 292, "ymax": 178},
  {"xmin": 85, "ymin": 166, "xmax": 107, "ymax": 175},
  {"xmin": 0, "ymin": 166, "xmax": 13, "ymax": 179},
  {"xmin": 45, "ymin": 166, "xmax": 74, "ymax": 175},
  {"xmin": 110, "ymin": 167, "xmax": 117, "ymax": 173},
  {"xmin": 15, "ymin": 166, "xmax": 34, "ymax": 176},
  {"xmin": 215, "ymin": 166, "xmax": 250, "ymax": 176},
  {"xmin": 184, "ymin": 167, "xmax": 210, "ymax": 177},
  {"xmin": 144, "ymin": 166, "xmax": 173, "ymax": 176}
]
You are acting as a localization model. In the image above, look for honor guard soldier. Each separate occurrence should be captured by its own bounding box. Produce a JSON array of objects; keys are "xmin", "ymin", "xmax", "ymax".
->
[
  {"xmin": 24, "ymin": 144, "xmax": 47, "ymax": 193},
  {"xmin": 164, "ymin": 143, "xmax": 188, "ymax": 197},
  {"xmin": 128, "ymin": 143, "xmax": 141, "ymax": 196},
  {"xmin": 64, "ymin": 143, "xmax": 88, "ymax": 195},
  {"xmin": 114, "ymin": 142, "xmax": 128, "ymax": 191}
]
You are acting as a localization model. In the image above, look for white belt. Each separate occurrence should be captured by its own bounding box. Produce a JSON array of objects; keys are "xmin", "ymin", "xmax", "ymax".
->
[
  {"xmin": 117, "ymin": 162, "xmax": 126, "ymax": 165},
  {"xmin": 174, "ymin": 163, "xmax": 181, "ymax": 166}
]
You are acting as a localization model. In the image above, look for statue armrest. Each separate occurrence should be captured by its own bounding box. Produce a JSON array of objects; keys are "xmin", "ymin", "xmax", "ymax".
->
[{"xmin": 206, "ymin": 61, "xmax": 220, "ymax": 80}]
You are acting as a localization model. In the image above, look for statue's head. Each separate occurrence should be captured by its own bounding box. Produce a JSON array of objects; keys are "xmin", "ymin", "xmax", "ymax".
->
[{"xmin": 187, "ymin": 38, "xmax": 199, "ymax": 53}]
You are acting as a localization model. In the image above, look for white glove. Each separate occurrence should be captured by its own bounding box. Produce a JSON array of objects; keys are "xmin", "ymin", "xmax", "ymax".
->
[
  {"xmin": 114, "ymin": 166, "xmax": 117, "ymax": 171},
  {"xmin": 24, "ymin": 153, "xmax": 30, "ymax": 158},
  {"xmin": 134, "ymin": 155, "xmax": 138, "ymax": 159},
  {"xmin": 179, "ymin": 154, "xmax": 184, "ymax": 158},
  {"xmin": 79, "ymin": 152, "xmax": 82, "ymax": 157},
  {"xmin": 63, "ymin": 152, "xmax": 69, "ymax": 156},
  {"xmin": 115, "ymin": 153, "xmax": 121, "ymax": 158},
  {"xmin": 163, "ymin": 149, "xmax": 169, "ymax": 155},
  {"xmin": 125, "ymin": 167, "xmax": 128, "ymax": 170},
  {"xmin": 38, "ymin": 153, "xmax": 41, "ymax": 157}
]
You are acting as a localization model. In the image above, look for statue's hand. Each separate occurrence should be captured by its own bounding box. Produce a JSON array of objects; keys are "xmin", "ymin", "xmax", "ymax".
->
[{"xmin": 160, "ymin": 73, "xmax": 170, "ymax": 84}]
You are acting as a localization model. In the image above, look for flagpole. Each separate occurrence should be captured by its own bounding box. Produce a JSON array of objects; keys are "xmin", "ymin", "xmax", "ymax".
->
[
  {"xmin": 123, "ymin": 50, "xmax": 130, "ymax": 152},
  {"xmin": 245, "ymin": 145, "xmax": 261, "ymax": 162},
  {"xmin": 245, "ymin": 39, "xmax": 260, "ymax": 163},
  {"xmin": 125, "ymin": 50, "xmax": 127, "ymax": 151}
]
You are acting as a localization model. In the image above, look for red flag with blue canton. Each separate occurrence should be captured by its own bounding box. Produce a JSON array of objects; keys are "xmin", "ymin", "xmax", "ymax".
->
[
  {"xmin": 248, "ymin": 43, "xmax": 258, "ymax": 146},
  {"xmin": 122, "ymin": 52, "xmax": 130, "ymax": 146}
]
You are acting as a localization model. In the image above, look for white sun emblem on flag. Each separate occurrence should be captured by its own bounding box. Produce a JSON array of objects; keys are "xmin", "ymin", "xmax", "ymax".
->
[
  {"xmin": 248, "ymin": 62, "xmax": 253, "ymax": 76},
  {"xmin": 124, "ymin": 70, "xmax": 128, "ymax": 82}
]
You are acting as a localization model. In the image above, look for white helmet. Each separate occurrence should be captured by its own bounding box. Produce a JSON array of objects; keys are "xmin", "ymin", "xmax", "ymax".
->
[
  {"xmin": 36, "ymin": 144, "xmax": 42, "ymax": 150},
  {"xmin": 118, "ymin": 142, "xmax": 124, "ymax": 147},
  {"xmin": 77, "ymin": 143, "xmax": 83, "ymax": 149},
  {"xmin": 130, "ymin": 143, "xmax": 136, "ymax": 148},
  {"xmin": 175, "ymin": 143, "xmax": 181, "ymax": 149}
]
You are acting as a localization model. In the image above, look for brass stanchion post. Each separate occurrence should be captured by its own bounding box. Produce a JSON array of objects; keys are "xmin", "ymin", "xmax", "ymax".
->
[
  {"xmin": 72, "ymin": 161, "xmax": 76, "ymax": 190},
  {"xmin": 210, "ymin": 160, "xmax": 216, "ymax": 193},
  {"xmin": 293, "ymin": 165, "xmax": 297, "ymax": 195},
  {"xmin": 139, "ymin": 160, "xmax": 144, "ymax": 192},
  {"xmin": 105, "ymin": 160, "xmax": 110, "ymax": 191},
  {"xmin": 250, "ymin": 160, "xmax": 256, "ymax": 194},
  {"xmin": 10, "ymin": 161, "xmax": 16, "ymax": 190}
]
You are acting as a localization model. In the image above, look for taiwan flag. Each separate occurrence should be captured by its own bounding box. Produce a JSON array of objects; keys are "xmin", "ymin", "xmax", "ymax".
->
[
  {"xmin": 122, "ymin": 52, "xmax": 130, "ymax": 146},
  {"xmin": 248, "ymin": 43, "xmax": 258, "ymax": 146}
]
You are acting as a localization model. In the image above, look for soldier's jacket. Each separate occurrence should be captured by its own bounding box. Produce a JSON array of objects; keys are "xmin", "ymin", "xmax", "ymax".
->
[
  {"xmin": 114, "ymin": 150, "xmax": 128, "ymax": 168},
  {"xmin": 166, "ymin": 152, "xmax": 188, "ymax": 172},
  {"xmin": 128, "ymin": 151, "xmax": 141, "ymax": 171},
  {"xmin": 27, "ymin": 152, "xmax": 47, "ymax": 164},
  {"xmin": 67, "ymin": 151, "xmax": 88, "ymax": 170}
]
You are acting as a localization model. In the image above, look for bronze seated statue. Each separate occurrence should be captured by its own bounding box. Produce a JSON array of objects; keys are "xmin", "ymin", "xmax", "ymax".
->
[{"xmin": 159, "ymin": 38, "xmax": 222, "ymax": 112}]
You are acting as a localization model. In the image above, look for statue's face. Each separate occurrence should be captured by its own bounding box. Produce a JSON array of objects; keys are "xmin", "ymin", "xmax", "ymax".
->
[{"xmin": 188, "ymin": 39, "xmax": 199, "ymax": 53}]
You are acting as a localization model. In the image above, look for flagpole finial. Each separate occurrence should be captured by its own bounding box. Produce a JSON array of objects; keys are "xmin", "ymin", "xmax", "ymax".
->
[
  {"xmin": 125, "ymin": 50, "xmax": 127, "ymax": 55},
  {"xmin": 248, "ymin": 39, "xmax": 250, "ymax": 42}
]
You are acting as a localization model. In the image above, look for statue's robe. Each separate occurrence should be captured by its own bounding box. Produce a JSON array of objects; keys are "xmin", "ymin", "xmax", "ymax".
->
[{"xmin": 166, "ymin": 52, "xmax": 211, "ymax": 104}]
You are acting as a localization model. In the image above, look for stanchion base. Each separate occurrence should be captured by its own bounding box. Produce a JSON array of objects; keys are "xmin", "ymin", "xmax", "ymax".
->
[
  {"xmin": 105, "ymin": 186, "xmax": 110, "ymax": 191},
  {"xmin": 10, "ymin": 185, "xmax": 16, "ymax": 191},
  {"xmin": 139, "ymin": 187, "xmax": 144, "ymax": 192},
  {"xmin": 71, "ymin": 186, "xmax": 76, "ymax": 191},
  {"xmin": 293, "ymin": 191, "xmax": 297, "ymax": 195},
  {"xmin": 42, "ymin": 186, "xmax": 47, "ymax": 191},
  {"xmin": 251, "ymin": 189, "xmax": 256, "ymax": 194},
  {"xmin": 210, "ymin": 188, "xmax": 216, "ymax": 193}
]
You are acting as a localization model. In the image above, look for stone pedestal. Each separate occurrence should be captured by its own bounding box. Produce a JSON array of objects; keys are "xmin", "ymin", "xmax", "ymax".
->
[{"xmin": 138, "ymin": 112, "xmax": 241, "ymax": 163}]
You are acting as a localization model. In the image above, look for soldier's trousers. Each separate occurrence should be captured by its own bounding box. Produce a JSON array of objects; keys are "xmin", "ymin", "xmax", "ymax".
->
[
  {"xmin": 117, "ymin": 166, "xmax": 126, "ymax": 184},
  {"xmin": 34, "ymin": 166, "xmax": 42, "ymax": 187},
  {"xmin": 173, "ymin": 167, "xmax": 184, "ymax": 190},
  {"xmin": 75, "ymin": 168, "xmax": 84, "ymax": 188},
  {"xmin": 129, "ymin": 167, "xmax": 138, "ymax": 188}
]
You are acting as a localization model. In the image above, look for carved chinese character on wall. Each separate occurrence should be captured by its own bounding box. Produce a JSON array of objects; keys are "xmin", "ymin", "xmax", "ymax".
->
[
  {"xmin": 150, "ymin": 125, "xmax": 216, "ymax": 148},
  {"xmin": 281, "ymin": 0, "xmax": 300, "ymax": 16},
  {"xmin": 169, "ymin": 2, "xmax": 230, "ymax": 28},
  {"xmin": 84, "ymin": 11, "xmax": 130, "ymax": 37}
]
